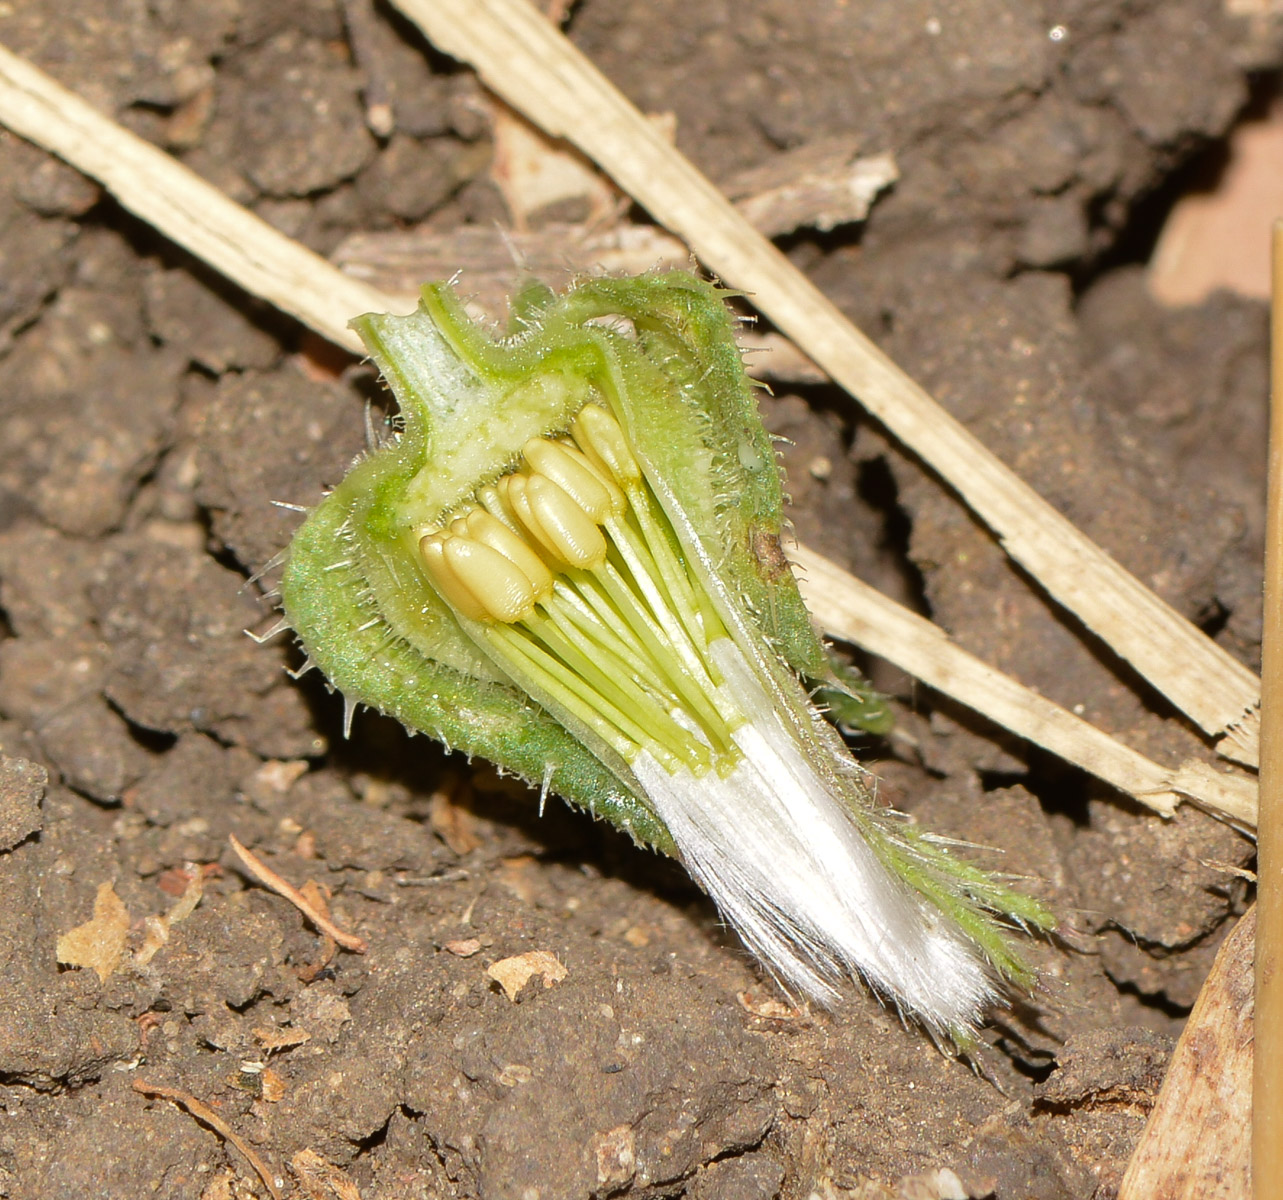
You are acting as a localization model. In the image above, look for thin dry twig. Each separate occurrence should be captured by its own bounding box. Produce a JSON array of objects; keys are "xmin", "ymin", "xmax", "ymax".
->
[
  {"xmin": 132, "ymin": 1079, "xmax": 285, "ymax": 1200},
  {"xmin": 228, "ymin": 834, "xmax": 368, "ymax": 954},
  {"xmin": 393, "ymin": 0, "xmax": 1263, "ymax": 770},
  {"xmin": 0, "ymin": 40, "xmax": 1256, "ymax": 826}
]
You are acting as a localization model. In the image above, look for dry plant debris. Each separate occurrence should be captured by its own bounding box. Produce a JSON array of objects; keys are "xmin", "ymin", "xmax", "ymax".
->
[
  {"xmin": 55, "ymin": 880, "xmax": 129, "ymax": 983},
  {"xmin": 290, "ymin": 1147, "xmax": 363, "ymax": 1200},
  {"xmin": 56, "ymin": 869, "xmax": 206, "ymax": 981},
  {"xmin": 132, "ymin": 1079, "xmax": 285, "ymax": 1200},
  {"xmin": 486, "ymin": 949, "xmax": 569, "ymax": 1000},
  {"xmin": 1251, "ymin": 221, "xmax": 1283, "ymax": 1194},
  {"xmin": 1117, "ymin": 908, "xmax": 1254, "ymax": 1199},
  {"xmin": 253, "ymin": 1026, "xmax": 313, "ymax": 1053},
  {"xmin": 228, "ymin": 833, "xmax": 368, "ymax": 954},
  {"xmin": 135, "ymin": 868, "xmax": 205, "ymax": 965}
]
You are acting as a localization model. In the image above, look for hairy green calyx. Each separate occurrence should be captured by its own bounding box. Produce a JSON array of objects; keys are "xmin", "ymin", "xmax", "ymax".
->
[{"xmin": 280, "ymin": 271, "xmax": 1052, "ymax": 1040}]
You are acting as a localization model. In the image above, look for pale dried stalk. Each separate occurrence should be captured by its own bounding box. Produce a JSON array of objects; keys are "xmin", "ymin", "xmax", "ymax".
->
[
  {"xmin": 395, "ymin": 0, "xmax": 1263, "ymax": 770},
  {"xmin": 228, "ymin": 835, "xmax": 368, "ymax": 953},
  {"xmin": 793, "ymin": 546, "xmax": 1258, "ymax": 828},
  {"xmin": 133, "ymin": 1079, "xmax": 285, "ymax": 1200},
  {"xmin": 0, "ymin": 41, "xmax": 1256, "ymax": 825},
  {"xmin": 1253, "ymin": 222, "xmax": 1283, "ymax": 1196},
  {"xmin": 0, "ymin": 42, "xmax": 391, "ymax": 353}
]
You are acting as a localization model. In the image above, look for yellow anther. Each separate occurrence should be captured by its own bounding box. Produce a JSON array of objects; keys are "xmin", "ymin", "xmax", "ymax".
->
[
  {"xmin": 442, "ymin": 536, "xmax": 539, "ymax": 623},
  {"xmin": 419, "ymin": 535, "xmax": 488, "ymax": 622},
  {"xmin": 570, "ymin": 404, "xmax": 641, "ymax": 486},
  {"xmin": 477, "ymin": 483, "xmax": 520, "ymax": 531},
  {"xmin": 522, "ymin": 474, "xmax": 608, "ymax": 570},
  {"xmin": 522, "ymin": 436, "xmax": 624, "ymax": 521},
  {"xmin": 559, "ymin": 441, "xmax": 626, "ymax": 502},
  {"xmin": 464, "ymin": 508, "xmax": 554, "ymax": 599},
  {"xmin": 504, "ymin": 474, "xmax": 554, "ymax": 561}
]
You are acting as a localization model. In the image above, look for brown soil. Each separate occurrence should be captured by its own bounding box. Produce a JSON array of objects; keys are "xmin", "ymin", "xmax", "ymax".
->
[{"xmin": 0, "ymin": 2, "xmax": 1274, "ymax": 1197}]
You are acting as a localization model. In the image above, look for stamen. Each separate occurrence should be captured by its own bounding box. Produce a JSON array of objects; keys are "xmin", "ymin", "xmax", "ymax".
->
[
  {"xmin": 511, "ymin": 474, "xmax": 608, "ymax": 570},
  {"xmin": 418, "ymin": 401, "xmax": 740, "ymax": 768},
  {"xmin": 477, "ymin": 483, "xmax": 520, "ymax": 531},
  {"xmin": 419, "ymin": 535, "xmax": 489, "ymax": 621},
  {"xmin": 522, "ymin": 436, "xmax": 625, "ymax": 521},
  {"xmin": 522, "ymin": 610, "xmax": 712, "ymax": 772},
  {"xmin": 486, "ymin": 622, "xmax": 682, "ymax": 771},
  {"xmin": 571, "ymin": 403, "xmax": 641, "ymax": 485},
  {"xmin": 441, "ymin": 536, "xmax": 539, "ymax": 623},
  {"xmin": 621, "ymin": 486, "xmax": 727, "ymax": 654},
  {"xmin": 547, "ymin": 581, "xmax": 678, "ymax": 702},
  {"xmin": 463, "ymin": 508, "xmax": 554, "ymax": 599}
]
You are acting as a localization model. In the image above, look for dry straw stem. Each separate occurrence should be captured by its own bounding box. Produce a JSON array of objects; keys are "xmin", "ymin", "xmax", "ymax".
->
[
  {"xmin": 793, "ymin": 546, "xmax": 1258, "ymax": 828},
  {"xmin": 1118, "ymin": 906, "xmax": 1254, "ymax": 1200},
  {"xmin": 0, "ymin": 42, "xmax": 390, "ymax": 354},
  {"xmin": 0, "ymin": 42, "xmax": 1256, "ymax": 825},
  {"xmin": 1253, "ymin": 222, "xmax": 1283, "ymax": 1198},
  {"xmin": 397, "ymin": 0, "xmax": 1263, "ymax": 771}
]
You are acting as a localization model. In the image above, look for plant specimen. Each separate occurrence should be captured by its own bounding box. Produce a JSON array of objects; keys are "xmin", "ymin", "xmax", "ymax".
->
[{"xmin": 280, "ymin": 271, "xmax": 1051, "ymax": 1042}]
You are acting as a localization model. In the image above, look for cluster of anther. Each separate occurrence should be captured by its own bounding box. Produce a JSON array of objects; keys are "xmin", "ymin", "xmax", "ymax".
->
[
  {"xmin": 417, "ymin": 402, "xmax": 737, "ymax": 772},
  {"xmin": 418, "ymin": 403, "xmax": 639, "ymax": 625}
]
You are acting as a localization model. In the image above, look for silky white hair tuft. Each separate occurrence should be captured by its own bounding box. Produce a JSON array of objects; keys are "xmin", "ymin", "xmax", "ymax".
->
[{"xmin": 632, "ymin": 638, "xmax": 997, "ymax": 1037}]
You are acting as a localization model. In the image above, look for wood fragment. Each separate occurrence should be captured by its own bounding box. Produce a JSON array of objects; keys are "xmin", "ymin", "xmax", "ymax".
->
[
  {"xmin": 487, "ymin": 950, "xmax": 567, "ymax": 1000},
  {"xmin": 725, "ymin": 138, "xmax": 898, "ymax": 238},
  {"xmin": 252, "ymin": 1027, "xmax": 312, "ymax": 1052},
  {"xmin": 1253, "ymin": 219, "xmax": 1283, "ymax": 1197},
  {"xmin": 489, "ymin": 98, "xmax": 624, "ymax": 230},
  {"xmin": 290, "ymin": 1149, "xmax": 362, "ymax": 1200},
  {"xmin": 428, "ymin": 784, "xmax": 482, "ymax": 856},
  {"xmin": 393, "ymin": 0, "xmax": 1263, "ymax": 767},
  {"xmin": 135, "ymin": 868, "xmax": 205, "ymax": 966},
  {"xmin": 227, "ymin": 834, "xmax": 368, "ymax": 953},
  {"xmin": 133, "ymin": 1079, "xmax": 285, "ymax": 1200},
  {"xmin": 332, "ymin": 221, "xmax": 688, "ymax": 316},
  {"xmin": 257, "ymin": 1067, "xmax": 288, "ymax": 1104},
  {"xmin": 55, "ymin": 881, "xmax": 130, "ymax": 983},
  {"xmin": 1117, "ymin": 908, "xmax": 1253, "ymax": 1200}
]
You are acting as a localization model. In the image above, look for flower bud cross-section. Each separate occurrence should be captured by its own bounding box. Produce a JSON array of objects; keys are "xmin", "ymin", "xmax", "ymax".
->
[{"xmin": 279, "ymin": 271, "xmax": 1052, "ymax": 1043}]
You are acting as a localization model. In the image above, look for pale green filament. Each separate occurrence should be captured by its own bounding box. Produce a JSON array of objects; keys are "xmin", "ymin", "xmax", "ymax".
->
[{"xmin": 418, "ymin": 404, "xmax": 744, "ymax": 772}]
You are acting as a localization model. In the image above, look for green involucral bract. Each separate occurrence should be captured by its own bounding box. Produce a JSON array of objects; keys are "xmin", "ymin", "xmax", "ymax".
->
[{"xmin": 280, "ymin": 271, "xmax": 1052, "ymax": 1041}]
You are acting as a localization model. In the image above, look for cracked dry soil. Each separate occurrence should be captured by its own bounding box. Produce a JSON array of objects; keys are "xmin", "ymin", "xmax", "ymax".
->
[{"xmin": 0, "ymin": 1, "xmax": 1274, "ymax": 1197}]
